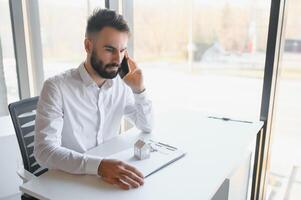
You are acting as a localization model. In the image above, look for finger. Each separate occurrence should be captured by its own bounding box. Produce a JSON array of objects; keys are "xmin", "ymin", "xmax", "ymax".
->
[
  {"xmin": 116, "ymin": 178, "xmax": 130, "ymax": 190},
  {"xmin": 103, "ymin": 177, "xmax": 130, "ymax": 190},
  {"xmin": 119, "ymin": 174, "xmax": 140, "ymax": 188},
  {"xmin": 123, "ymin": 163, "xmax": 144, "ymax": 178},
  {"xmin": 120, "ymin": 169, "xmax": 144, "ymax": 185},
  {"xmin": 133, "ymin": 68, "xmax": 143, "ymax": 76},
  {"xmin": 127, "ymin": 57, "xmax": 138, "ymax": 72}
]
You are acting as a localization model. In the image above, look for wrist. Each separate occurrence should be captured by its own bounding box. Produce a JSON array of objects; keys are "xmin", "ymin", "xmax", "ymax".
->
[
  {"xmin": 98, "ymin": 159, "xmax": 105, "ymax": 177},
  {"xmin": 133, "ymin": 87, "xmax": 145, "ymax": 94}
]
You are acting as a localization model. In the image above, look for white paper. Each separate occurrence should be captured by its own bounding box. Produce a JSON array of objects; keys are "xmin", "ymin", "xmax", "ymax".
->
[{"xmin": 108, "ymin": 142, "xmax": 185, "ymax": 177}]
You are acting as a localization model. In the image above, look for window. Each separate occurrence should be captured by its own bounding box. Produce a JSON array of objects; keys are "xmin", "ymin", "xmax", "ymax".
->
[
  {"xmin": 133, "ymin": 0, "xmax": 271, "ymax": 121},
  {"xmin": 268, "ymin": 0, "xmax": 301, "ymax": 198},
  {"xmin": 38, "ymin": 0, "xmax": 105, "ymax": 79}
]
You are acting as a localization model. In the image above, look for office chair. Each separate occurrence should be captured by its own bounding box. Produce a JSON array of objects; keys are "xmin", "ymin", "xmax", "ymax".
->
[{"xmin": 8, "ymin": 97, "xmax": 47, "ymax": 200}]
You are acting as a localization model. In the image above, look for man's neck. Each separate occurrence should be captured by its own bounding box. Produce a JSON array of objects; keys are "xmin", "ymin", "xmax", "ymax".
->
[{"xmin": 84, "ymin": 60, "xmax": 106, "ymax": 87}]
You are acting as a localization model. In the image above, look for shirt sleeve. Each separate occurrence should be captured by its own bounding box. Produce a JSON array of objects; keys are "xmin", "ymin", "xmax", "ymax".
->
[
  {"xmin": 34, "ymin": 79, "xmax": 102, "ymax": 175},
  {"xmin": 123, "ymin": 86, "xmax": 154, "ymax": 132}
]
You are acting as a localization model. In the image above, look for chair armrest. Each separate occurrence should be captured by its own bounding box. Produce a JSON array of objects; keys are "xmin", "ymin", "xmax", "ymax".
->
[{"xmin": 17, "ymin": 168, "xmax": 36, "ymax": 183}]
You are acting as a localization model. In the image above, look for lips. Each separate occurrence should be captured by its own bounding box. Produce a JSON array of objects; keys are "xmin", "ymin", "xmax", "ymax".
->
[
  {"xmin": 105, "ymin": 63, "xmax": 119, "ymax": 69},
  {"xmin": 106, "ymin": 65, "xmax": 119, "ymax": 72}
]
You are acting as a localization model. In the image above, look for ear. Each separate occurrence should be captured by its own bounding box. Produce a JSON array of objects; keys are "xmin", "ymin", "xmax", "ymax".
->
[{"xmin": 84, "ymin": 38, "xmax": 93, "ymax": 54}]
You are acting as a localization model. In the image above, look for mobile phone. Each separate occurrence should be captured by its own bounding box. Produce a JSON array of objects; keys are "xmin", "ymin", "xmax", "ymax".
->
[{"xmin": 119, "ymin": 57, "xmax": 130, "ymax": 78}]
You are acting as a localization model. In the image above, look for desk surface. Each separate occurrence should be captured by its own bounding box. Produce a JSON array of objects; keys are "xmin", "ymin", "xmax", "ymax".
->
[{"xmin": 20, "ymin": 111, "xmax": 263, "ymax": 200}]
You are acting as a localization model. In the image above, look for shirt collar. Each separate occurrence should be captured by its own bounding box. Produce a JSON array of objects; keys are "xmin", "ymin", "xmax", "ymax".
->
[{"xmin": 78, "ymin": 62, "xmax": 113, "ymax": 90}]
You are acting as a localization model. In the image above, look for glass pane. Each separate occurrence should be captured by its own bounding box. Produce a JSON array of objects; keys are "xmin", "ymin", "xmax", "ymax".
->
[
  {"xmin": 134, "ymin": 0, "xmax": 270, "ymax": 121},
  {"xmin": 38, "ymin": 0, "xmax": 105, "ymax": 79},
  {"xmin": 268, "ymin": 0, "xmax": 301, "ymax": 198},
  {"xmin": 0, "ymin": 0, "xmax": 20, "ymax": 116}
]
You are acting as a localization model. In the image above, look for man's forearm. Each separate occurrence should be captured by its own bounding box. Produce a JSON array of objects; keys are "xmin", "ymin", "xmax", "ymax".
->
[{"xmin": 34, "ymin": 142, "xmax": 102, "ymax": 175}]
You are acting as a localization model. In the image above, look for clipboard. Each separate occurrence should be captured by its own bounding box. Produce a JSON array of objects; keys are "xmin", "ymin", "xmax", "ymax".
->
[{"xmin": 107, "ymin": 139, "xmax": 186, "ymax": 178}]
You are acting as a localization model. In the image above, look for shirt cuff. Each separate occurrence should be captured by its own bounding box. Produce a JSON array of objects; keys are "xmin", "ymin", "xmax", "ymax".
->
[
  {"xmin": 133, "ymin": 89, "xmax": 147, "ymax": 103},
  {"xmin": 85, "ymin": 155, "xmax": 102, "ymax": 175}
]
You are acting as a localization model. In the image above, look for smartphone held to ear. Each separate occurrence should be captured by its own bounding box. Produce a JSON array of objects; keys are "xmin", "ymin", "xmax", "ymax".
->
[{"xmin": 119, "ymin": 57, "xmax": 130, "ymax": 78}]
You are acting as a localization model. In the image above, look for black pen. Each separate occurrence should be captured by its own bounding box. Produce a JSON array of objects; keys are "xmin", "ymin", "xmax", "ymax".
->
[
  {"xmin": 157, "ymin": 142, "xmax": 178, "ymax": 150},
  {"xmin": 208, "ymin": 116, "xmax": 252, "ymax": 124},
  {"xmin": 150, "ymin": 139, "xmax": 178, "ymax": 150}
]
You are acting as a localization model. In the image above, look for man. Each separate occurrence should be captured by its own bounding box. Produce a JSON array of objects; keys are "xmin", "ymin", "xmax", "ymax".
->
[{"xmin": 34, "ymin": 9, "xmax": 153, "ymax": 190}]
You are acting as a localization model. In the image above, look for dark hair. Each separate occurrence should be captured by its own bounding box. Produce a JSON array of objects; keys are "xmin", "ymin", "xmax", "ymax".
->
[{"xmin": 85, "ymin": 8, "xmax": 130, "ymax": 37}]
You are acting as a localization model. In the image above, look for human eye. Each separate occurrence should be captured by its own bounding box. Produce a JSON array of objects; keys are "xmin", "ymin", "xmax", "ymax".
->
[{"xmin": 104, "ymin": 47, "xmax": 114, "ymax": 52}]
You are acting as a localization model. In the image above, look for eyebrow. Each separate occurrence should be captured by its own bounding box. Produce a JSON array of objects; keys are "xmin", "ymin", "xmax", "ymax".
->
[{"xmin": 103, "ymin": 45, "xmax": 127, "ymax": 52}]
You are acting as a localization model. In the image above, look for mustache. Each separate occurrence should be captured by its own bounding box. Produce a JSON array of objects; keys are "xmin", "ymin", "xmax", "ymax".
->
[{"xmin": 105, "ymin": 63, "xmax": 120, "ymax": 68}]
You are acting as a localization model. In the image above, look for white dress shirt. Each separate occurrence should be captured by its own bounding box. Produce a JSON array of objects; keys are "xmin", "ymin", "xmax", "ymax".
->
[{"xmin": 34, "ymin": 63, "xmax": 154, "ymax": 175}]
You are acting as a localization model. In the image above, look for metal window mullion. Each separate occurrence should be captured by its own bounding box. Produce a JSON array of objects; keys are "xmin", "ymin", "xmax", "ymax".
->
[
  {"xmin": 105, "ymin": 0, "xmax": 110, "ymax": 9},
  {"xmin": 25, "ymin": 0, "xmax": 44, "ymax": 95},
  {"xmin": 9, "ymin": 0, "xmax": 44, "ymax": 98},
  {"xmin": 108, "ymin": 0, "xmax": 120, "ymax": 12},
  {"xmin": 122, "ymin": 0, "xmax": 134, "ymax": 57},
  {"xmin": 252, "ymin": 0, "xmax": 288, "ymax": 199},
  {"xmin": 9, "ymin": 0, "xmax": 31, "ymax": 99},
  {"xmin": 121, "ymin": 0, "xmax": 134, "ymax": 131},
  {"xmin": 0, "ymin": 39, "xmax": 9, "ymax": 115},
  {"xmin": 260, "ymin": 0, "xmax": 288, "ymax": 198}
]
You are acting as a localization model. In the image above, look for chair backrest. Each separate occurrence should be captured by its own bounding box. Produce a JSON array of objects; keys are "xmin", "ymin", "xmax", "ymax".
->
[{"xmin": 8, "ymin": 96, "xmax": 47, "ymax": 176}]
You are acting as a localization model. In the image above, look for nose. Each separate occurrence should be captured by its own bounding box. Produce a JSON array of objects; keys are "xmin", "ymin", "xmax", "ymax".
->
[{"xmin": 113, "ymin": 51, "xmax": 123, "ymax": 64}]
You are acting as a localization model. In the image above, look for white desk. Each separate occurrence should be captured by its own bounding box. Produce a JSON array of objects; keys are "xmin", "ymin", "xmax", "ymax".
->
[{"xmin": 20, "ymin": 111, "xmax": 263, "ymax": 200}]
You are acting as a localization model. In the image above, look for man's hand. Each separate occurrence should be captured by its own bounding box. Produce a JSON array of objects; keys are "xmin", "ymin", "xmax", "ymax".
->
[
  {"xmin": 122, "ymin": 54, "xmax": 145, "ymax": 93},
  {"xmin": 98, "ymin": 159, "xmax": 144, "ymax": 190}
]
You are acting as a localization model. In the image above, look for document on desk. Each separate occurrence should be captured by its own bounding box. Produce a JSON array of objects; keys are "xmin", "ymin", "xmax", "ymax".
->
[{"xmin": 107, "ymin": 139, "xmax": 186, "ymax": 178}]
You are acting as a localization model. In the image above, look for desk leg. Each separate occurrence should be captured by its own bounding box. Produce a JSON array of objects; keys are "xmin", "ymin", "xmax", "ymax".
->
[
  {"xmin": 21, "ymin": 193, "xmax": 39, "ymax": 200},
  {"xmin": 212, "ymin": 179, "xmax": 229, "ymax": 200},
  {"xmin": 229, "ymin": 153, "xmax": 253, "ymax": 200}
]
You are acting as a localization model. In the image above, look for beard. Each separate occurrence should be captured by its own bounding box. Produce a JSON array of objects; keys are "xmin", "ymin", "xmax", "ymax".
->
[{"xmin": 90, "ymin": 49, "xmax": 120, "ymax": 79}]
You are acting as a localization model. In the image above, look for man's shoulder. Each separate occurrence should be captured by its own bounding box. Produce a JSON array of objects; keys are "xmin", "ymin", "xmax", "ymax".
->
[{"xmin": 44, "ymin": 68, "xmax": 80, "ymax": 87}]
